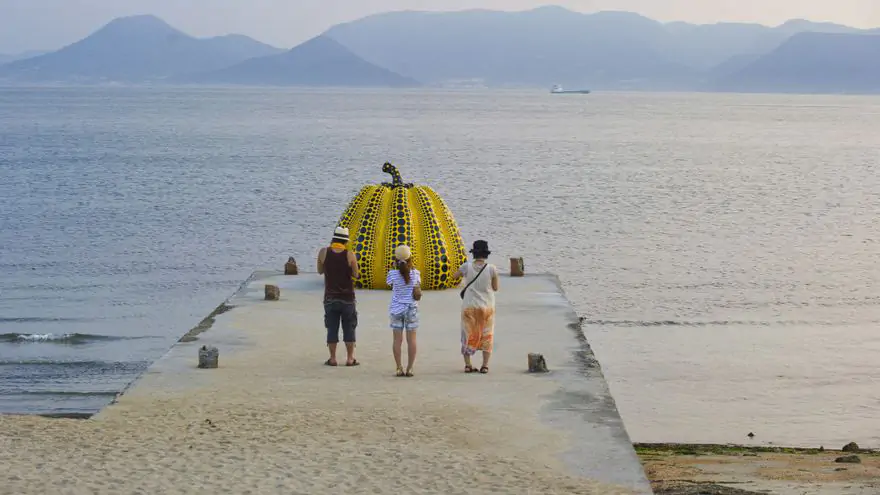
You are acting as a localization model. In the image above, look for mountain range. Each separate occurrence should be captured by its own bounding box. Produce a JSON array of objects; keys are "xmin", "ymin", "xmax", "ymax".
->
[
  {"xmin": 709, "ymin": 32, "xmax": 880, "ymax": 93},
  {"xmin": 0, "ymin": 50, "xmax": 48, "ymax": 65},
  {"xmin": 181, "ymin": 36, "xmax": 417, "ymax": 87},
  {"xmin": 0, "ymin": 15, "xmax": 281, "ymax": 83},
  {"xmin": 1, "ymin": 7, "xmax": 879, "ymax": 93},
  {"xmin": 0, "ymin": 15, "xmax": 413, "ymax": 87},
  {"xmin": 326, "ymin": 6, "xmax": 880, "ymax": 92}
]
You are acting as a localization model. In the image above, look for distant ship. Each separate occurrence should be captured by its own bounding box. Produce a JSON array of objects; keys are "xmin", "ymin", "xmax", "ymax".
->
[{"xmin": 550, "ymin": 85, "xmax": 590, "ymax": 94}]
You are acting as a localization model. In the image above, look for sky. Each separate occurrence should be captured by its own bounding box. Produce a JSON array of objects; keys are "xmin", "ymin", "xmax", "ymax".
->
[{"xmin": 1, "ymin": 0, "xmax": 879, "ymax": 53}]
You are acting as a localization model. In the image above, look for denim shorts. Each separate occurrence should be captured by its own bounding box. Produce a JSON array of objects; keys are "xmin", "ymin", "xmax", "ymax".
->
[
  {"xmin": 390, "ymin": 305, "xmax": 419, "ymax": 332},
  {"xmin": 324, "ymin": 300, "xmax": 357, "ymax": 343}
]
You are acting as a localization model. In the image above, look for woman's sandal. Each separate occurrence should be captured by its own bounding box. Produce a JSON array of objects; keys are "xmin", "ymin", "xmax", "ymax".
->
[
  {"xmin": 479, "ymin": 366, "xmax": 489, "ymax": 374},
  {"xmin": 464, "ymin": 365, "xmax": 477, "ymax": 373},
  {"xmin": 396, "ymin": 367, "xmax": 405, "ymax": 377},
  {"xmin": 405, "ymin": 369, "xmax": 414, "ymax": 377}
]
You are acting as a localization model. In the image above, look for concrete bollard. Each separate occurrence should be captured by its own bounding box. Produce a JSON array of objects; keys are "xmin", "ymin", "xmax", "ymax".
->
[
  {"xmin": 528, "ymin": 353, "xmax": 548, "ymax": 373},
  {"xmin": 198, "ymin": 345, "xmax": 219, "ymax": 369},
  {"xmin": 284, "ymin": 257, "xmax": 298, "ymax": 275},
  {"xmin": 510, "ymin": 257, "xmax": 525, "ymax": 277},
  {"xmin": 265, "ymin": 284, "xmax": 280, "ymax": 301}
]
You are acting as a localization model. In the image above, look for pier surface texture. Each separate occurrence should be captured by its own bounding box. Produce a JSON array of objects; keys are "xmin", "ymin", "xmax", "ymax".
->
[{"xmin": 0, "ymin": 271, "xmax": 651, "ymax": 494}]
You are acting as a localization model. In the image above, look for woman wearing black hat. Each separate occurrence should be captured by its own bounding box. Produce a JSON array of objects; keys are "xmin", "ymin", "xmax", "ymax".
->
[{"xmin": 455, "ymin": 240, "xmax": 499, "ymax": 374}]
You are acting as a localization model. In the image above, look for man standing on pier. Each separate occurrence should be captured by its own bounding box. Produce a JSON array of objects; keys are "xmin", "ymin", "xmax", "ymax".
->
[{"xmin": 317, "ymin": 226, "xmax": 360, "ymax": 367}]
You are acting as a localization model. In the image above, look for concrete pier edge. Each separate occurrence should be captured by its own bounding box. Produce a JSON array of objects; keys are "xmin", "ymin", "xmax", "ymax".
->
[
  {"xmin": 104, "ymin": 270, "xmax": 273, "ymax": 408},
  {"xmin": 542, "ymin": 273, "xmax": 652, "ymax": 492}
]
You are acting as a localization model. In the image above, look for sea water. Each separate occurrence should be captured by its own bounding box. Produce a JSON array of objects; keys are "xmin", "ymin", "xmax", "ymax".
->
[{"xmin": 1, "ymin": 87, "xmax": 879, "ymax": 447}]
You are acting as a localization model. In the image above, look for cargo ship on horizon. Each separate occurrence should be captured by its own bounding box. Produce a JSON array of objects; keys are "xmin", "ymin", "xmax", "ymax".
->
[{"xmin": 550, "ymin": 85, "xmax": 590, "ymax": 94}]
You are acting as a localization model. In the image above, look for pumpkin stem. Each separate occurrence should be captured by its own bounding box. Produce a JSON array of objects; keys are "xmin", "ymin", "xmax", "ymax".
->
[{"xmin": 381, "ymin": 162, "xmax": 413, "ymax": 188}]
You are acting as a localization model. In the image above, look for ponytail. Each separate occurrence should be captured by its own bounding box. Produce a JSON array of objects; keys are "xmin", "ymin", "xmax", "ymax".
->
[{"xmin": 397, "ymin": 259, "xmax": 411, "ymax": 284}]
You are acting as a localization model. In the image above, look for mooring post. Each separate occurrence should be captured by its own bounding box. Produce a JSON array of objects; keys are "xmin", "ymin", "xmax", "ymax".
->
[
  {"xmin": 510, "ymin": 257, "xmax": 525, "ymax": 277},
  {"xmin": 264, "ymin": 284, "xmax": 280, "ymax": 301},
  {"xmin": 284, "ymin": 257, "xmax": 298, "ymax": 275},
  {"xmin": 528, "ymin": 353, "xmax": 548, "ymax": 373},
  {"xmin": 198, "ymin": 345, "xmax": 219, "ymax": 369}
]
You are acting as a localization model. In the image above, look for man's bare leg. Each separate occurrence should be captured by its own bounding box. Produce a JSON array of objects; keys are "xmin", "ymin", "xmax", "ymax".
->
[
  {"xmin": 345, "ymin": 342, "xmax": 357, "ymax": 365},
  {"xmin": 327, "ymin": 343, "xmax": 338, "ymax": 366}
]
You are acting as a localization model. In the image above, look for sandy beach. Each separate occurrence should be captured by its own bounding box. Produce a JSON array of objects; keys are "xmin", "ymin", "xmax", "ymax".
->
[
  {"xmin": 0, "ymin": 273, "xmax": 646, "ymax": 494},
  {"xmin": 1, "ymin": 384, "xmax": 630, "ymax": 494}
]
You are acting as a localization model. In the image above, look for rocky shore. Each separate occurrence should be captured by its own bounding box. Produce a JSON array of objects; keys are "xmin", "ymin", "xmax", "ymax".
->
[{"xmin": 637, "ymin": 443, "xmax": 880, "ymax": 495}]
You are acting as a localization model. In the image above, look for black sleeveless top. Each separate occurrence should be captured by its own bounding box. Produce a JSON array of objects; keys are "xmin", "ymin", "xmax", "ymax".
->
[{"xmin": 324, "ymin": 249, "xmax": 355, "ymax": 302}]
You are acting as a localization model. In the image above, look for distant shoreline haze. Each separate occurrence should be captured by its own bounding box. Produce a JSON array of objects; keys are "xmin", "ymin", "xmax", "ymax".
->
[{"xmin": 1, "ymin": 7, "xmax": 879, "ymax": 93}]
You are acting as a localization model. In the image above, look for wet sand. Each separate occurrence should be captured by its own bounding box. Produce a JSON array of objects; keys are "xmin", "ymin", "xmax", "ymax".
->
[{"xmin": 588, "ymin": 322, "xmax": 880, "ymax": 450}]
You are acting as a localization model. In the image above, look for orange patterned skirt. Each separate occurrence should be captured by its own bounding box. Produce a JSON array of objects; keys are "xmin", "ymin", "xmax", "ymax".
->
[{"xmin": 461, "ymin": 306, "xmax": 495, "ymax": 355}]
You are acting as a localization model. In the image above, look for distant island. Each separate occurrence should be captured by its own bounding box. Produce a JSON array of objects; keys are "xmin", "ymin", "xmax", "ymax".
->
[
  {"xmin": 0, "ymin": 50, "xmax": 48, "ymax": 65},
  {"xmin": 181, "ymin": 35, "xmax": 418, "ymax": 88},
  {"xmin": 0, "ymin": 15, "xmax": 282, "ymax": 84},
  {"xmin": 1, "ymin": 6, "xmax": 879, "ymax": 93},
  {"xmin": 325, "ymin": 6, "xmax": 880, "ymax": 93},
  {"xmin": 0, "ymin": 15, "xmax": 414, "ymax": 88},
  {"xmin": 708, "ymin": 32, "xmax": 880, "ymax": 94}
]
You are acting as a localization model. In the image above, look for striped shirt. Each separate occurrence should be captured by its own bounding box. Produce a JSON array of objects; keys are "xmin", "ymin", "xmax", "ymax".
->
[{"xmin": 386, "ymin": 268, "xmax": 421, "ymax": 315}]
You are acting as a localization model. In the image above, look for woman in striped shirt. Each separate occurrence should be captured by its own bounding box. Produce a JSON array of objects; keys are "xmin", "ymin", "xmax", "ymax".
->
[{"xmin": 386, "ymin": 244, "xmax": 422, "ymax": 377}]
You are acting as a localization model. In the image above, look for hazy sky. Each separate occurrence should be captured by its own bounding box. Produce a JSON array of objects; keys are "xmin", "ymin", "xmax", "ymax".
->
[{"xmin": 1, "ymin": 0, "xmax": 879, "ymax": 53}]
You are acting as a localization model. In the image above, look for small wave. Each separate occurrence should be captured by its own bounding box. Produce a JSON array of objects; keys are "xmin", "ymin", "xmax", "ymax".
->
[
  {"xmin": 580, "ymin": 319, "xmax": 775, "ymax": 327},
  {"xmin": 0, "ymin": 317, "xmax": 94, "ymax": 323},
  {"xmin": 12, "ymin": 391, "xmax": 119, "ymax": 397},
  {"xmin": 0, "ymin": 359, "xmax": 120, "ymax": 367},
  {"xmin": 0, "ymin": 333, "xmax": 161, "ymax": 344},
  {"xmin": 580, "ymin": 318, "xmax": 867, "ymax": 327}
]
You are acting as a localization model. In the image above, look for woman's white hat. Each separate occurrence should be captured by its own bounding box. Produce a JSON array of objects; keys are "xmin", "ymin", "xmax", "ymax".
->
[{"xmin": 394, "ymin": 244, "xmax": 412, "ymax": 261}]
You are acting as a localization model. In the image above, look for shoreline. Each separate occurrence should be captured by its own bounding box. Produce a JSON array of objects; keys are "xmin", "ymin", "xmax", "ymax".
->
[
  {"xmin": 637, "ymin": 443, "xmax": 880, "ymax": 495},
  {"xmin": 636, "ymin": 443, "xmax": 879, "ymax": 455},
  {"xmin": 4, "ymin": 269, "xmax": 878, "ymax": 493}
]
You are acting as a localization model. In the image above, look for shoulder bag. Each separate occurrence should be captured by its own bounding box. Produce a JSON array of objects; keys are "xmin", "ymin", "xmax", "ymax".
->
[{"xmin": 460, "ymin": 263, "xmax": 488, "ymax": 299}]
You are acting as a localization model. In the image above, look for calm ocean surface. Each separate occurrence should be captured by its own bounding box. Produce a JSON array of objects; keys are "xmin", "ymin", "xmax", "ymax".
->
[{"xmin": 1, "ymin": 87, "xmax": 879, "ymax": 446}]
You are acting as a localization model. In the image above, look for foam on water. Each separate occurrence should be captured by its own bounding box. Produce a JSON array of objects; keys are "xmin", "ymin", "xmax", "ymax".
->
[{"xmin": 0, "ymin": 333, "xmax": 162, "ymax": 344}]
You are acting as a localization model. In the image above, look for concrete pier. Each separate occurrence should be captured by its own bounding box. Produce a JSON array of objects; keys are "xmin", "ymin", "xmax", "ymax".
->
[{"xmin": 1, "ymin": 271, "xmax": 651, "ymax": 494}]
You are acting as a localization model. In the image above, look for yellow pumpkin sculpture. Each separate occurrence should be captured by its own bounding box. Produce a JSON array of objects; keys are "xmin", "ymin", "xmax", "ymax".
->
[{"xmin": 337, "ymin": 162, "xmax": 467, "ymax": 290}]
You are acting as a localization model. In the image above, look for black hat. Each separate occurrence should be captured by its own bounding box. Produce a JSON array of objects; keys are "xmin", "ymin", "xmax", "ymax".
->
[{"xmin": 470, "ymin": 240, "xmax": 491, "ymax": 256}]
